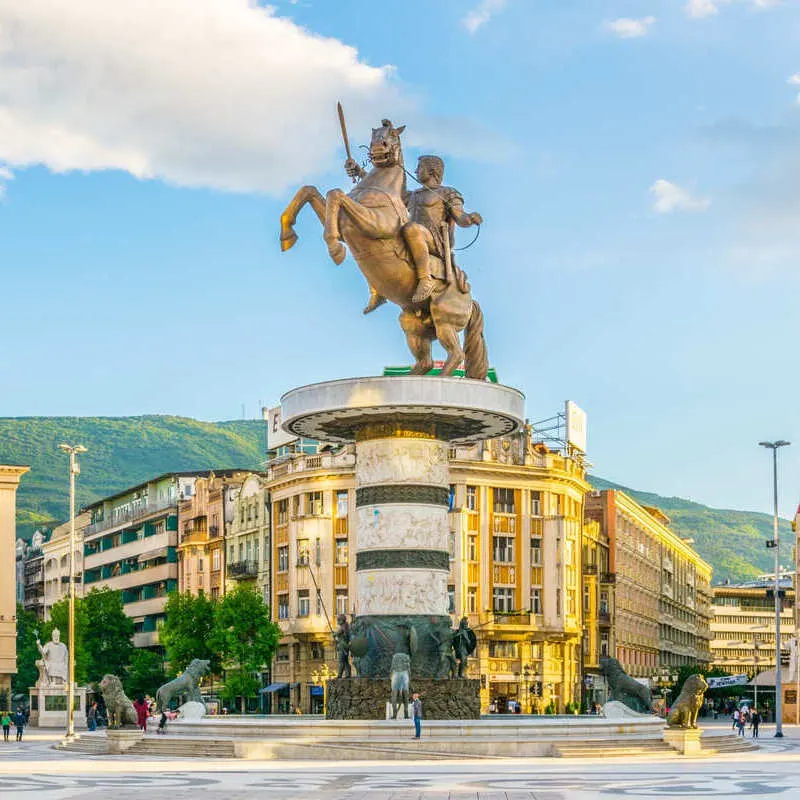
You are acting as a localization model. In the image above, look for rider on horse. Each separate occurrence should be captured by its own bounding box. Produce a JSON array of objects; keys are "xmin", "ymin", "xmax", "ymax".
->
[{"xmin": 346, "ymin": 155, "xmax": 483, "ymax": 314}]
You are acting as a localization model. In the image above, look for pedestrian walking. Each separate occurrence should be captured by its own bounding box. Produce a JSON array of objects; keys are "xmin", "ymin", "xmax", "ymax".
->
[
  {"xmin": 737, "ymin": 713, "xmax": 745, "ymax": 737},
  {"xmin": 1, "ymin": 712, "xmax": 10, "ymax": 742},
  {"xmin": 157, "ymin": 711, "xmax": 168, "ymax": 735},
  {"xmin": 411, "ymin": 692, "xmax": 422, "ymax": 740},
  {"xmin": 13, "ymin": 708, "xmax": 25, "ymax": 742},
  {"xmin": 732, "ymin": 708, "xmax": 739, "ymax": 730},
  {"xmin": 87, "ymin": 701, "xmax": 98, "ymax": 732},
  {"xmin": 133, "ymin": 696, "xmax": 148, "ymax": 731},
  {"xmin": 750, "ymin": 709, "xmax": 760, "ymax": 739}
]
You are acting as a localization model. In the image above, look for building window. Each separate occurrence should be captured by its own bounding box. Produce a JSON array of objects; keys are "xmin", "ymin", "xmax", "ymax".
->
[
  {"xmin": 297, "ymin": 539, "xmax": 309, "ymax": 566},
  {"xmin": 468, "ymin": 536, "xmax": 478, "ymax": 561},
  {"xmin": 297, "ymin": 589, "xmax": 310, "ymax": 617},
  {"xmin": 531, "ymin": 491, "xmax": 542, "ymax": 517},
  {"xmin": 277, "ymin": 499, "xmax": 288, "ymax": 525},
  {"xmin": 278, "ymin": 594, "xmax": 289, "ymax": 620},
  {"xmin": 600, "ymin": 634, "xmax": 609, "ymax": 657},
  {"xmin": 493, "ymin": 536, "xmax": 514, "ymax": 563},
  {"xmin": 489, "ymin": 640, "xmax": 518, "ymax": 658},
  {"xmin": 278, "ymin": 546, "xmax": 289, "ymax": 572},
  {"xmin": 551, "ymin": 493, "xmax": 563, "ymax": 515},
  {"xmin": 600, "ymin": 591, "xmax": 609, "ymax": 614},
  {"xmin": 467, "ymin": 587, "xmax": 477, "ymax": 613},
  {"xmin": 310, "ymin": 642, "xmax": 324, "ymax": 660},
  {"xmin": 336, "ymin": 490, "xmax": 348, "ymax": 518},
  {"xmin": 316, "ymin": 589, "xmax": 323, "ymax": 616},
  {"xmin": 448, "ymin": 585, "xmax": 456, "ymax": 614},
  {"xmin": 583, "ymin": 585, "xmax": 590, "ymax": 612},
  {"xmin": 530, "ymin": 587, "xmax": 542, "ymax": 614},
  {"xmin": 306, "ymin": 491, "xmax": 323, "ymax": 516},
  {"xmin": 493, "ymin": 587, "xmax": 514, "ymax": 613},
  {"xmin": 198, "ymin": 558, "xmax": 204, "ymax": 573},
  {"xmin": 556, "ymin": 589, "xmax": 562, "ymax": 617},
  {"xmin": 276, "ymin": 645, "xmax": 289, "ymax": 662},
  {"xmin": 335, "ymin": 538, "xmax": 348, "ymax": 565},
  {"xmin": 466, "ymin": 486, "xmax": 477, "ymax": 511},
  {"xmin": 336, "ymin": 590, "xmax": 348, "ymax": 616},
  {"xmin": 212, "ymin": 550, "xmax": 220, "ymax": 571},
  {"xmin": 530, "ymin": 537, "xmax": 541, "ymax": 565},
  {"xmin": 493, "ymin": 487, "xmax": 515, "ymax": 514}
]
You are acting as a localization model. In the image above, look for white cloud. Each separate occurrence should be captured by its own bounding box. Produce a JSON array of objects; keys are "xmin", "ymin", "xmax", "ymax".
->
[
  {"xmin": 686, "ymin": 0, "xmax": 782, "ymax": 18},
  {"xmin": 463, "ymin": 0, "xmax": 509, "ymax": 35},
  {"xmin": 0, "ymin": 165, "xmax": 12, "ymax": 199},
  {"xmin": 0, "ymin": 1, "xmax": 410, "ymax": 195},
  {"xmin": 788, "ymin": 74, "xmax": 800, "ymax": 85},
  {"xmin": 686, "ymin": 0, "xmax": 719, "ymax": 17},
  {"xmin": 650, "ymin": 179, "xmax": 710, "ymax": 213},
  {"xmin": 604, "ymin": 16, "xmax": 656, "ymax": 38}
]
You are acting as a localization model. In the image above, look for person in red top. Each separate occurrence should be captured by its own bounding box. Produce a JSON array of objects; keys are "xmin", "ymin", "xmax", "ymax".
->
[{"xmin": 133, "ymin": 697, "xmax": 149, "ymax": 731}]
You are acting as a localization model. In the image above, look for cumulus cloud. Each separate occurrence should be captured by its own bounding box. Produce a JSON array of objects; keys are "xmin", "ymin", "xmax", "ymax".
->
[
  {"xmin": 0, "ymin": 165, "xmax": 12, "ymax": 199},
  {"xmin": 463, "ymin": 0, "xmax": 509, "ymax": 34},
  {"xmin": 686, "ymin": 0, "xmax": 782, "ymax": 18},
  {"xmin": 0, "ymin": 1, "xmax": 412, "ymax": 195},
  {"xmin": 650, "ymin": 180, "xmax": 710, "ymax": 213},
  {"xmin": 604, "ymin": 17, "xmax": 656, "ymax": 38}
]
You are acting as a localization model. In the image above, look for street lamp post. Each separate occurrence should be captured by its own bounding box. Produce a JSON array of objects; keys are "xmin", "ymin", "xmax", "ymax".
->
[
  {"xmin": 759, "ymin": 439, "xmax": 790, "ymax": 737},
  {"xmin": 58, "ymin": 443, "xmax": 87, "ymax": 741}
]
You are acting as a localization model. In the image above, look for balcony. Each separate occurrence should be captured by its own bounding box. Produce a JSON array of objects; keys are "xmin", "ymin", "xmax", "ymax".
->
[
  {"xmin": 600, "ymin": 572, "xmax": 616, "ymax": 584},
  {"xmin": 583, "ymin": 563, "xmax": 599, "ymax": 575},
  {"xmin": 489, "ymin": 612, "xmax": 531, "ymax": 627},
  {"xmin": 85, "ymin": 497, "xmax": 176, "ymax": 536},
  {"xmin": 133, "ymin": 630, "xmax": 160, "ymax": 648},
  {"xmin": 227, "ymin": 560, "xmax": 259, "ymax": 579},
  {"xmin": 599, "ymin": 611, "xmax": 611, "ymax": 627}
]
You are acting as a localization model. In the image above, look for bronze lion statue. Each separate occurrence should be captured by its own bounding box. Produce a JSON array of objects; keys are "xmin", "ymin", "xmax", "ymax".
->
[
  {"xmin": 600, "ymin": 657, "xmax": 653, "ymax": 714},
  {"xmin": 99, "ymin": 674, "xmax": 138, "ymax": 728},
  {"xmin": 156, "ymin": 658, "xmax": 210, "ymax": 711},
  {"xmin": 667, "ymin": 674, "xmax": 708, "ymax": 729}
]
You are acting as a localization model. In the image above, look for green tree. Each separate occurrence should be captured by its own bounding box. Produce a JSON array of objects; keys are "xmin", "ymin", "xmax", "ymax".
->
[
  {"xmin": 125, "ymin": 649, "xmax": 166, "ymax": 699},
  {"xmin": 82, "ymin": 587, "xmax": 134, "ymax": 682},
  {"xmin": 12, "ymin": 605, "xmax": 41, "ymax": 695},
  {"xmin": 161, "ymin": 591, "xmax": 219, "ymax": 675},
  {"xmin": 210, "ymin": 585, "xmax": 280, "ymax": 712}
]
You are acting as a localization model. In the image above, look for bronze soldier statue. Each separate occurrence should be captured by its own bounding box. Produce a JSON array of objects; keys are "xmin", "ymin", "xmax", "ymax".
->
[
  {"xmin": 334, "ymin": 614, "xmax": 352, "ymax": 679},
  {"xmin": 346, "ymin": 155, "xmax": 482, "ymax": 314},
  {"xmin": 451, "ymin": 617, "xmax": 477, "ymax": 678}
]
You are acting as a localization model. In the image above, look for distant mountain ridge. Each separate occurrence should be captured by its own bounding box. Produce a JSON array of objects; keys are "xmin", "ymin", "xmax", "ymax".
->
[{"xmin": 1, "ymin": 415, "xmax": 789, "ymax": 583}]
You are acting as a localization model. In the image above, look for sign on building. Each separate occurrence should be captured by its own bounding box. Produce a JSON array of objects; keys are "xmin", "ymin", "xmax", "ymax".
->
[
  {"xmin": 565, "ymin": 401, "xmax": 587, "ymax": 454},
  {"xmin": 706, "ymin": 674, "xmax": 749, "ymax": 689},
  {"xmin": 264, "ymin": 406, "xmax": 298, "ymax": 451}
]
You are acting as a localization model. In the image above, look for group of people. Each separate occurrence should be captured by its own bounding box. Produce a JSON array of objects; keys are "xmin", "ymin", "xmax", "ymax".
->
[
  {"xmin": 1, "ymin": 708, "xmax": 26, "ymax": 742},
  {"xmin": 732, "ymin": 706, "xmax": 760, "ymax": 738}
]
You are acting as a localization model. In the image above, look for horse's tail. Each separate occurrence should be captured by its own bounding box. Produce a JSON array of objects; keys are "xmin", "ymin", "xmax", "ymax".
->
[{"xmin": 463, "ymin": 301, "xmax": 489, "ymax": 380}]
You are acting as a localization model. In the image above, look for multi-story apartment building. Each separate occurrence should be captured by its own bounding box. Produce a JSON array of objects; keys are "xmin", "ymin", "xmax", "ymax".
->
[
  {"xmin": 176, "ymin": 471, "xmax": 249, "ymax": 600},
  {"xmin": 226, "ymin": 473, "xmax": 271, "ymax": 603},
  {"xmin": 265, "ymin": 426, "xmax": 591, "ymax": 714},
  {"xmin": 1, "ymin": 465, "xmax": 29, "ymax": 709},
  {"xmin": 710, "ymin": 577, "xmax": 795, "ymax": 675},
  {"xmin": 82, "ymin": 472, "xmax": 212, "ymax": 649},
  {"xmin": 41, "ymin": 512, "xmax": 90, "ymax": 620},
  {"xmin": 585, "ymin": 490, "xmax": 712, "ymax": 681},
  {"xmin": 22, "ymin": 528, "xmax": 49, "ymax": 620}
]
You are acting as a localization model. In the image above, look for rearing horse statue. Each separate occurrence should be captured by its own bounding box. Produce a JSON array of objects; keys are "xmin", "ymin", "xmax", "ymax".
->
[{"xmin": 279, "ymin": 119, "xmax": 489, "ymax": 379}]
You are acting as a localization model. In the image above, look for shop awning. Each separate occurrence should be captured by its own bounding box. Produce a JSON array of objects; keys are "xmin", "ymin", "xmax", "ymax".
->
[{"xmin": 260, "ymin": 683, "xmax": 288, "ymax": 693}]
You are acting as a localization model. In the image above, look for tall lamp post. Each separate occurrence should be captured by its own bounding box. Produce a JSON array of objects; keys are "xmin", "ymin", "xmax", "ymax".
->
[
  {"xmin": 58, "ymin": 443, "xmax": 87, "ymax": 741},
  {"xmin": 759, "ymin": 439, "xmax": 790, "ymax": 737}
]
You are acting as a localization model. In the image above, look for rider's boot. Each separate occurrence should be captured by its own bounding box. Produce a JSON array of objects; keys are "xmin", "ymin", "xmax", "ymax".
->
[
  {"xmin": 363, "ymin": 288, "xmax": 387, "ymax": 315},
  {"xmin": 412, "ymin": 274, "xmax": 436, "ymax": 304}
]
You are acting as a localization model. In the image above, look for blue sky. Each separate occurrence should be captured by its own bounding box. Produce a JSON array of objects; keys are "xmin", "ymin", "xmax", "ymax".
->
[{"xmin": 1, "ymin": 0, "xmax": 799, "ymax": 517}]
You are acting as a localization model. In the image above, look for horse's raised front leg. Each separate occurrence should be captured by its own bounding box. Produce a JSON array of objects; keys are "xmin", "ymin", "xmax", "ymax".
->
[
  {"xmin": 280, "ymin": 185, "xmax": 325, "ymax": 252},
  {"xmin": 436, "ymin": 322, "xmax": 465, "ymax": 376},
  {"xmin": 399, "ymin": 310, "xmax": 434, "ymax": 375}
]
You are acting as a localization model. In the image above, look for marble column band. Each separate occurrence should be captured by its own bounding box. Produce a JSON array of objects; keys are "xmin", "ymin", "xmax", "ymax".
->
[{"xmin": 355, "ymin": 433, "xmax": 450, "ymax": 617}]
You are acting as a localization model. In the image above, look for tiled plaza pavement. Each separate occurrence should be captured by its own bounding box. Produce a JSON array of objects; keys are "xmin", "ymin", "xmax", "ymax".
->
[{"xmin": 2, "ymin": 722, "xmax": 800, "ymax": 799}]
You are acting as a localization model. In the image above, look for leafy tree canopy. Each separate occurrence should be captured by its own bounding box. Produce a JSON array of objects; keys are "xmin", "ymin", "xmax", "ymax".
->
[
  {"xmin": 125, "ymin": 649, "xmax": 166, "ymax": 700},
  {"xmin": 13, "ymin": 605, "xmax": 41, "ymax": 695},
  {"xmin": 161, "ymin": 591, "xmax": 219, "ymax": 675}
]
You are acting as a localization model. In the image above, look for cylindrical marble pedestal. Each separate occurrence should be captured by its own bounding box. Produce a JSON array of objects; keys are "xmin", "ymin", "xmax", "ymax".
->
[{"xmin": 281, "ymin": 376, "xmax": 525, "ymax": 679}]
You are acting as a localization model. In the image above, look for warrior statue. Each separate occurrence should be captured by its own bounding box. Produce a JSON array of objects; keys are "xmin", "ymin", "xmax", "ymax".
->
[
  {"xmin": 334, "ymin": 614, "xmax": 352, "ymax": 679},
  {"xmin": 451, "ymin": 617, "xmax": 477, "ymax": 678},
  {"xmin": 279, "ymin": 109, "xmax": 489, "ymax": 379},
  {"xmin": 353, "ymin": 154, "xmax": 483, "ymax": 313}
]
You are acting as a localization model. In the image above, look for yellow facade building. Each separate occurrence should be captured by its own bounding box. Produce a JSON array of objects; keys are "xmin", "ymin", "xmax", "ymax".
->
[{"xmin": 264, "ymin": 428, "xmax": 591, "ymax": 714}]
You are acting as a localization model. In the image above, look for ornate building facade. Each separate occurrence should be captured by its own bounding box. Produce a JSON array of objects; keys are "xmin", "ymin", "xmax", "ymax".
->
[{"xmin": 41, "ymin": 512, "xmax": 90, "ymax": 620}]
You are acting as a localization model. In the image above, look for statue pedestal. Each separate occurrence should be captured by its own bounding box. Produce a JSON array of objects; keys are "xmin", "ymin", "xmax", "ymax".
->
[
  {"xmin": 29, "ymin": 684, "xmax": 87, "ymax": 728},
  {"xmin": 663, "ymin": 727, "xmax": 703, "ymax": 755},
  {"xmin": 106, "ymin": 727, "xmax": 144, "ymax": 754}
]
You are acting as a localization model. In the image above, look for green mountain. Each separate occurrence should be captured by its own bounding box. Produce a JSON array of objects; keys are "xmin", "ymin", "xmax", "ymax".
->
[
  {"xmin": 0, "ymin": 416, "xmax": 265, "ymax": 539},
  {"xmin": 589, "ymin": 476, "xmax": 793, "ymax": 583},
  {"xmin": 1, "ymin": 415, "xmax": 790, "ymax": 583}
]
